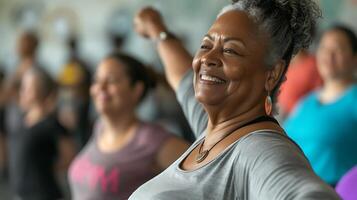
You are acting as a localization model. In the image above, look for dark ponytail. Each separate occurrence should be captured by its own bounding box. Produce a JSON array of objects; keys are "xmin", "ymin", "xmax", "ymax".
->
[{"xmin": 105, "ymin": 52, "xmax": 157, "ymax": 102}]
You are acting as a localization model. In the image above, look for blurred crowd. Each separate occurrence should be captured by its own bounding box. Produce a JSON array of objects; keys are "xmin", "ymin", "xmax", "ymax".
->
[
  {"xmin": 0, "ymin": 4, "xmax": 356, "ymax": 200},
  {"xmin": 280, "ymin": 24, "xmax": 357, "ymax": 199},
  {"xmin": 0, "ymin": 29, "xmax": 194, "ymax": 199}
]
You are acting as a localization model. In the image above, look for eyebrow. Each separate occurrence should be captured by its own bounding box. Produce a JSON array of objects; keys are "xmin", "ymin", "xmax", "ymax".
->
[
  {"xmin": 203, "ymin": 34, "xmax": 214, "ymax": 41},
  {"xmin": 203, "ymin": 34, "xmax": 246, "ymax": 48}
]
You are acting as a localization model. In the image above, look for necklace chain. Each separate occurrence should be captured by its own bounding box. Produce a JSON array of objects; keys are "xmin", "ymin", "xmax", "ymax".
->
[{"xmin": 195, "ymin": 115, "xmax": 277, "ymax": 163}]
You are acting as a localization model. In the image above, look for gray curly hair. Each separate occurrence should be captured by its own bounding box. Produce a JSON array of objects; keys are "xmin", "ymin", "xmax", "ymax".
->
[{"xmin": 218, "ymin": 0, "xmax": 321, "ymax": 107}]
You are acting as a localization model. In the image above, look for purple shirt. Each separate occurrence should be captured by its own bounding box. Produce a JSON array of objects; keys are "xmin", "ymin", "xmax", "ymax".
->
[
  {"xmin": 68, "ymin": 121, "xmax": 174, "ymax": 200},
  {"xmin": 336, "ymin": 166, "xmax": 357, "ymax": 200}
]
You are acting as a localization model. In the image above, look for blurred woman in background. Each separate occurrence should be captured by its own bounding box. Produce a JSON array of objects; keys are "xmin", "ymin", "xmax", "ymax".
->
[
  {"xmin": 285, "ymin": 25, "xmax": 357, "ymax": 186},
  {"xmin": 7, "ymin": 67, "xmax": 75, "ymax": 200},
  {"xmin": 68, "ymin": 52, "xmax": 189, "ymax": 200}
]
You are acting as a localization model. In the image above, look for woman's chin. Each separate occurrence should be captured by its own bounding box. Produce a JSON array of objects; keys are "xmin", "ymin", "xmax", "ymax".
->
[
  {"xmin": 195, "ymin": 92, "xmax": 224, "ymax": 107},
  {"xmin": 96, "ymin": 106, "xmax": 112, "ymax": 115},
  {"xmin": 194, "ymin": 81, "xmax": 227, "ymax": 105}
]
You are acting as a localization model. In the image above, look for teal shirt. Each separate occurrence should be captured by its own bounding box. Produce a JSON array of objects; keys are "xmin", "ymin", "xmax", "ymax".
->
[{"xmin": 284, "ymin": 84, "xmax": 357, "ymax": 185}]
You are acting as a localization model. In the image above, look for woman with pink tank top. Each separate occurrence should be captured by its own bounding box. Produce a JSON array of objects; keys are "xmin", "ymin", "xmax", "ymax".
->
[{"xmin": 68, "ymin": 52, "xmax": 190, "ymax": 200}]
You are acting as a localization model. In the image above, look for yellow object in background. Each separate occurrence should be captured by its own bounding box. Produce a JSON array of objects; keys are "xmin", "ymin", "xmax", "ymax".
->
[{"xmin": 58, "ymin": 62, "xmax": 85, "ymax": 87}]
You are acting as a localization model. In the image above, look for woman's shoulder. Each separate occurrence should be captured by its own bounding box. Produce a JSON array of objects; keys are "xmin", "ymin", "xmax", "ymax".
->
[
  {"xmin": 300, "ymin": 89, "xmax": 320, "ymax": 104},
  {"xmin": 349, "ymin": 83, "xmax": 357, "ymax": 97},
  {"xmin": 288, "ymin": 90, "xmax": 320, "ymax": 116},
  {"xmin": 238, "ymin": 130, "xmax": 300, "ymax": 148},
  {"xmin": 231, "ymin": 130, "xmax": 340, "ymax": 199},
  {"xmin": 140, "ymin": 122, "xmax": 173, "ymax": 135},
  {"xmin": 35, "ymin": 113, "xmax": 68, "ymax": 136},
  {"xmin": 137, "ymin": 122, "xmax": 176, "ymax": 143},
  {"xmin": 233, "ymin": 130, "xmax": 307, "ymax": 166}
]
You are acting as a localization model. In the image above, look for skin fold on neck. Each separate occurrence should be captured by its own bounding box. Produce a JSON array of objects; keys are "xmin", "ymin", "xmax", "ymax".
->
[{"xmin": 203, "ymin": 99, "xmax": 273, "ymax": 147}]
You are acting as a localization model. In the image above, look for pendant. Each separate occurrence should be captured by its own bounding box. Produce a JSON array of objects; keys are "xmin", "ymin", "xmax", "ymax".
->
[{"xmin": 196, "ymin": 150, "xmax": 209, "ymax": 163}]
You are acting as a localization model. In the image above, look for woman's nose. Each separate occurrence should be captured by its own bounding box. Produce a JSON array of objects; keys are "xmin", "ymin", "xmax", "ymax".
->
[
  {"xmin": 326, "ymin": 51, "xmax": 337, "ymax": 63},
  {"xmin": 95, "ymin": 80, "xmax": 108, "ymax": 90},
  {"xmin": 201, "ymin": 50, "xmax": 222, "ymax": 67}
]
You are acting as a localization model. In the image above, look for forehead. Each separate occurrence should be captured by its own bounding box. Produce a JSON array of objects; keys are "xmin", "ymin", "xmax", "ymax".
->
[
  {"xmin": 322, "ymin": 30, "xmax": 351, "ymax": 47},
  {"xmin": 208, "ymin": 10, "xmax": 265, "ymax": 42},
  {"xmin": 97, "ymin": 58, "xmax": 126, "ymax": 76}
]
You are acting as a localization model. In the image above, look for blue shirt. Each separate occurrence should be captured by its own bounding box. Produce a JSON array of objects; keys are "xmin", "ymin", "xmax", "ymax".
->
[{"xmin": 284, "ymin": 84, "xmax": 357, "ymax": 185}]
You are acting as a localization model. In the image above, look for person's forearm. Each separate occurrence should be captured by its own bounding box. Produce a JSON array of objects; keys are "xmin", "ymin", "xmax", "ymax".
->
[
  {"xmin": 134, "ymin": 7, "xmax": 194, "ymax": 91},
  {"xmin": 157, "ymin": 38, "xmax": 193, "ymax": 90}
]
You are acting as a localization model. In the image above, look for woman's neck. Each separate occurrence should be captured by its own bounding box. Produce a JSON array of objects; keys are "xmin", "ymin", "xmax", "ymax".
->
[
  {"xmin": 25, "ymin": 104, "xmax": 50, "ymax": 127},
  {"xmin": 19, "ymin": 57, "xmax": 35, "ymax": 68},
  {"xmin": 320, "ymin": 78, "xmax": 356, "ymax": 103},
  {"xmin": 101, "ymin": 113, "xmax": 139, "ymax": 139},
  {"xmin": 97, "ymin": 113, "xmax": 139, "ymax": 153},
  {"xmin": 205, "ymin": 101, "xmax": 267, "ymax": 139}
]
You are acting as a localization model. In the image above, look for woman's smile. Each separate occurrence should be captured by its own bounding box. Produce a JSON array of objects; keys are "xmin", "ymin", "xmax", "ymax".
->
[
  {"xmin": 96, "ymin": 92, "xmax": 110, "ymax": 103},
  {"xmin": 199, "ymin": 74, "xmax": 227, "ymax": 85}
]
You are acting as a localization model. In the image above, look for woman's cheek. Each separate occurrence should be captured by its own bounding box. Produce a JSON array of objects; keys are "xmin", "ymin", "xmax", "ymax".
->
[
  {"xmin": 223, "ymin": 63, "xmax": 245, "ymax": 81},
  {"xmin": 192, "ymin": 58, "xmax": 200, "ymax": 72}
]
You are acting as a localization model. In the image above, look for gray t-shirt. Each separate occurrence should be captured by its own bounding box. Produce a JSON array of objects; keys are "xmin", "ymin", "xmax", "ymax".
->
[{"xmin": 129, "ymin": 70, "xmax": 340, "ymax": 200}]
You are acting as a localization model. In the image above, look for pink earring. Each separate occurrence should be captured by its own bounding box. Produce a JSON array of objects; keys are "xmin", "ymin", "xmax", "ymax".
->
[{"xmin": 265, "ymin": 93, "xmax": 273, "ymax": 116}]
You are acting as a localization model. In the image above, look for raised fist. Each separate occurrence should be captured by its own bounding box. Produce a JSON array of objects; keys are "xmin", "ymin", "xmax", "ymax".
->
[{"xmin": 133, "ymin": 7, "xmax": 167, "ymax": 40}]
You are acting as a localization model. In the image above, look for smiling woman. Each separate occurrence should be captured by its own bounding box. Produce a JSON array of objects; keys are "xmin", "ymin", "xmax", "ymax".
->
[
  {"xmin": 193, "ymin": 10, "xmax": 269, "ymax": 111},
  {"xmin": 68, "ymin": 52, "xmax": 190, "ymax": 200},
  {"xmin": 129, "ymin": 0, "xmax": 341, "ymax": 199}
]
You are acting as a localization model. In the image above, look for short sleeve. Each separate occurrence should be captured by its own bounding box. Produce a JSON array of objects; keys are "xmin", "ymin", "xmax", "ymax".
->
[
  {"xmin": 145, "ymin": 123, "xmax": 176, "ymax": 153},
  {"xmin": 236, "ymin": 133, "xmax": 341, "ymax": 200},
  {"xmin": 176, "ymin": 70, "xmax": 208, "ymax": 139}
]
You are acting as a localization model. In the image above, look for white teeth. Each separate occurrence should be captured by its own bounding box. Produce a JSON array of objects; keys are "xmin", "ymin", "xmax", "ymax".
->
[{"xmin": 200, "ymin": 74, "xmax": 225, "ymax": 83}]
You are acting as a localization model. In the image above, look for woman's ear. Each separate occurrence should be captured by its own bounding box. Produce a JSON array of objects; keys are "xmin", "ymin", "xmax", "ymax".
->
[
  {"xmin": 353, "ymin": 54, "xmax": 357, "ymax": 71},
  {"xmin": 133, "ymin": 82, "xmax": 145, "ymax": 103},
  {"xmin": 265, "ymin": 59, "xmax": 286, "ymax": 92}
]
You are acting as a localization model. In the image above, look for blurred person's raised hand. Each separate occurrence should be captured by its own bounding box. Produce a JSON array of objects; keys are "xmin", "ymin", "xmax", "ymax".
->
[{"xmin": 134, "ymin": 7, "xmax": 167, "ymax": 40}]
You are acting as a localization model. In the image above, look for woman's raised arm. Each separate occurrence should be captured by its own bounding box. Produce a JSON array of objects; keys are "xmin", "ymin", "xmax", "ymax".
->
[{"xmin": 134, "ymin": 7, "xmax": 193, "ymax": 91}]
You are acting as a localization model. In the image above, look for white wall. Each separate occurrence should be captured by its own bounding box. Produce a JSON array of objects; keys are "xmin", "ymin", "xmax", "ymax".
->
[
  {"xmin": 0, "ymin": 0, "xmax": 226, "ymax": 76},
  {"xmin": 0, "ymin": 0, "xmax": 356, "ymax": 76}
]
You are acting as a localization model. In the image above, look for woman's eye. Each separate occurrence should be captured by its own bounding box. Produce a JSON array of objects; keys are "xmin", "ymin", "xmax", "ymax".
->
[
  {"xmin": 92, "ymin": 77, "xmax": 120, "ymax": 85},
  {"xmin": 107, "ymin": 78, "xmax": 120, "ymax": 84},
  {"xmin": 200, "ymin": 44, "xmax": 211, "ymax": 50},
  {"xmin": 223, "ymin": 48, "xmax": 238, "ymax": 55}
]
